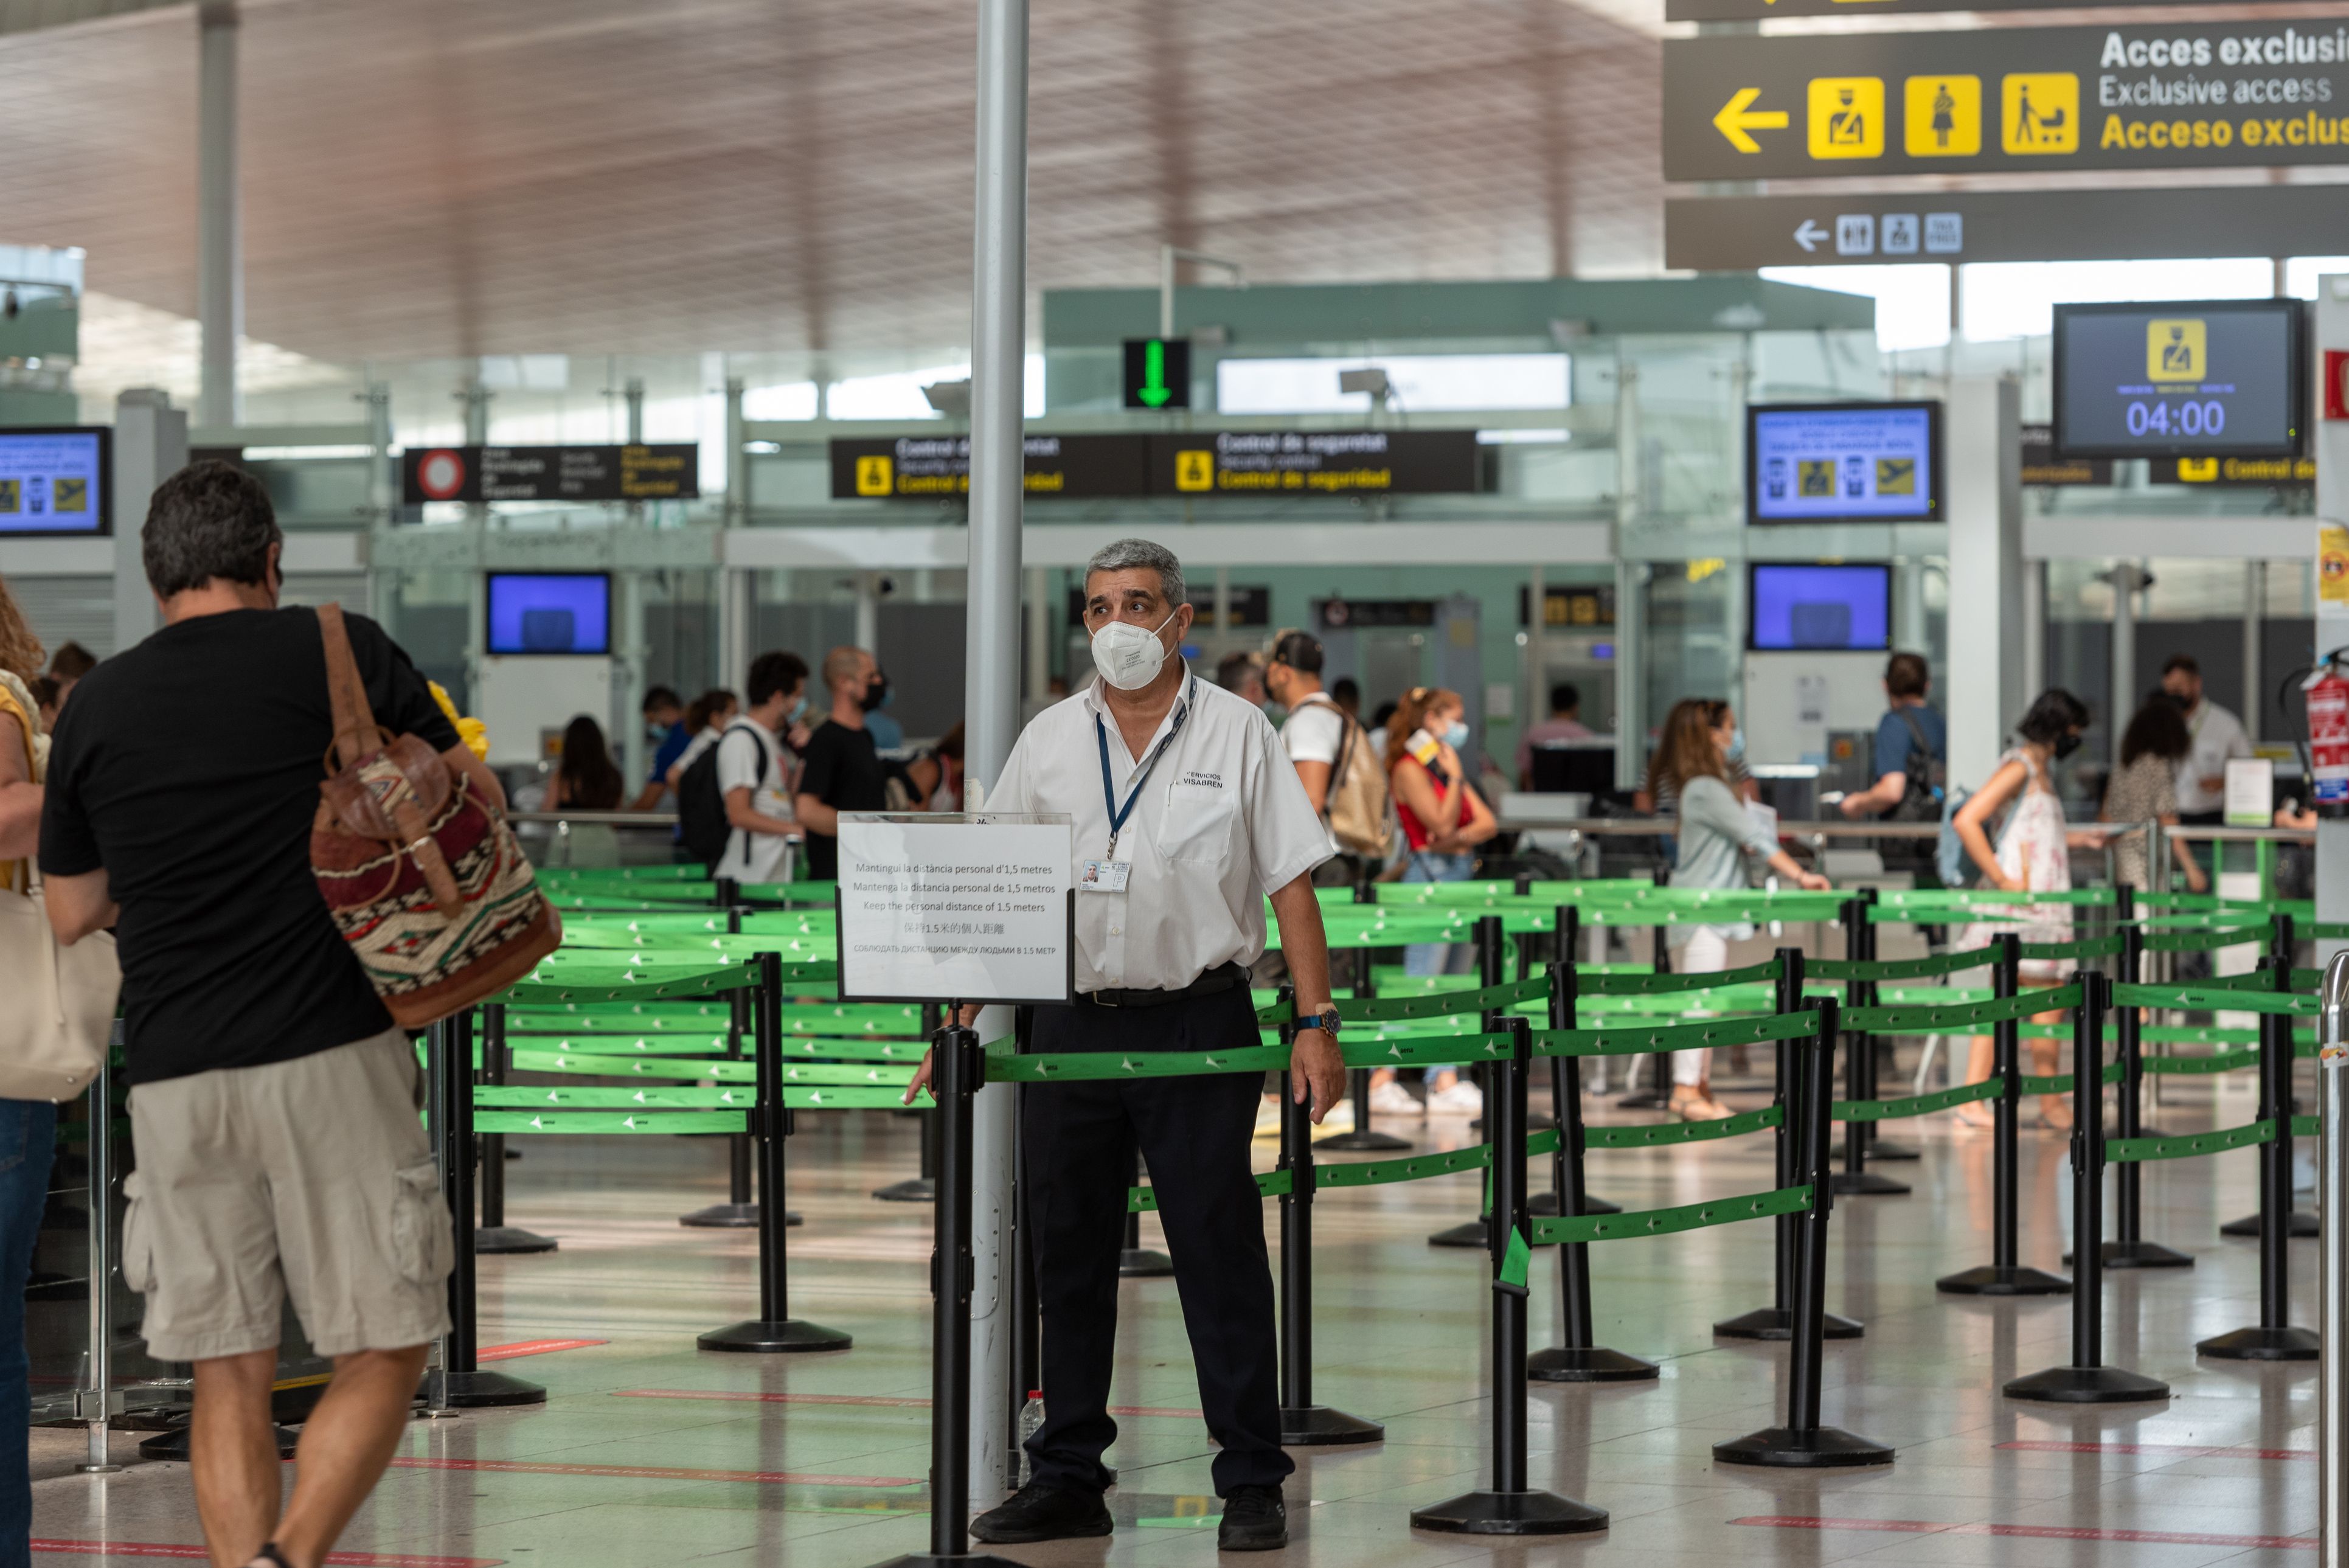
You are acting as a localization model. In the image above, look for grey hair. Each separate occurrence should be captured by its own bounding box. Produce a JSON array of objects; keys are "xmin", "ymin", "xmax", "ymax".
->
[{"xmin": 1083, "ymin": 537, "xmax": 1186, "ymax": 612}]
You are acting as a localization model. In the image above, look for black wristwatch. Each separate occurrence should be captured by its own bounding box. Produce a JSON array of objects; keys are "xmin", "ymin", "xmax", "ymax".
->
[{"xmin": 1295, "ymin": 1007, "xmax": 1342, "ymax": 1037}]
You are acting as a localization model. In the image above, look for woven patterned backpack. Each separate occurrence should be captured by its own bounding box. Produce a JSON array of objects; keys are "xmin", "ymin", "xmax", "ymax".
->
[{"xmin": 309, "ymin": 605, "xmax": 560, "ymax": 1025}]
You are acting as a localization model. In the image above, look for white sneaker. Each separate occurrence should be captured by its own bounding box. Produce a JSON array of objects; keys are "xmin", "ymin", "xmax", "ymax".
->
[
  {"xmin": 1369, "ymin": 1080, "xmax": 1425, "ymax": 1118},
  {"xmin": 1312, "ymin": 1098, "xmax": 1355, "ymax": 1135},
  {"xmin": 1425, "ymin": 1081, "xmax": 1485, "ymax": 1115}
]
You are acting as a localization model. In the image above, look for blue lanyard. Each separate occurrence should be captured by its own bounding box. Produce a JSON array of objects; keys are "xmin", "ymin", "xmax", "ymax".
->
[{"xmin": 1094, "ymin": 677, "xmax": 1195, "ymax": 859}]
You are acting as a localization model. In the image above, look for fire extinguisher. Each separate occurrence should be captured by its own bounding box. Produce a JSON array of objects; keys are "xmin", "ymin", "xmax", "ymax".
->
[{"xmin": 2302, "ymin": 652, "xmax": 2349, "ymax": 814}]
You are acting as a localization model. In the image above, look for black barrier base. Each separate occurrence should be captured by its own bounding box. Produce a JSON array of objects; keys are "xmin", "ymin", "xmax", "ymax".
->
[
  {"xmin": 474, "ymin": 1226, "xmax": 558, "ymax": 1255},
  {"xmin": 869, "ymin": 1552, "xmax": 1026, "ymax": 1568},
  {"xmin": 872, "ymin": 1177, "xmax": 936, "ymax": 1204},
  {"xmin": 1119, "ymin": 1247, "xmax": 1174, "ymax": 1278},
  {"xmin": 1428, "ymin": 1218, "xmax": 1488, "ymax": 1248},
  {"xmin": 1711, "ymin": 1306, "xmax": 1864, "ymax": 1341},
  {"xmin": 1527, "ymin": 1192, "xmax": 1620, "ymax": 1217},
  {"xmin": 1410, "ymin": 1488, "xmax": 1609, "ymax": 1535},
  {"xmin": 1314, "ymin": 1127, "xmax": 1411, "ymax": 1152},
  {"xmin": 1867, "ymin": 1137, "xmax": 1920, "ymax": 1162},
  {"xmin": 2070, "ymin": 1240, "xmax": 2194, "ymax": 1270},
  {"xmin": 2196, "ymin": 1324, "xmax": 2322, "ymax": 1361},
  {"xmin": 2221, "ymin": 1210, "xmax": 2319, "ymax": 1238},
  {"xmin": 698, "ymin": 1317, "xmax": 853, "ymax": 1353},
  {"xmin": 1934, "ymin": 1263, "xmax": 2071, "ymax": 1297},
  {"xmin": 1712, "ymin": 1424, "xmax": 1895, "ymax": 1468},
  {"xmin": 1830, "ymin": 1170, "xmax": 1912, "ymax": 1197},
  {"xmin": 1526, "ymin": 1345, "xmax": 1660, "ymax": 1382},
  {"xmin": 2003, "ymin": 1365, "xmax": 2171, "ymax": 1404},
  {"xmin": 1279, "ymin": 1404, "xmax": 1386, "ymax": 1446},
  {"xmin": 679, "ymin": 1203, "xmax": 803, "ymax": 1229},
  {"xmin": 444, "ymin": 1369, "xmax": 547, "ymax": 1409},
  {"xmin": 140, "ymin": 1423, "xmax": 302, "ymax": 1462}
]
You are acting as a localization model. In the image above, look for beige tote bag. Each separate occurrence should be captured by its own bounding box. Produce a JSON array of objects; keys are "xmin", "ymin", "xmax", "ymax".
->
[{"xmin": 0, "ymin": 870, "xmax": 117, "ymax": 1101}]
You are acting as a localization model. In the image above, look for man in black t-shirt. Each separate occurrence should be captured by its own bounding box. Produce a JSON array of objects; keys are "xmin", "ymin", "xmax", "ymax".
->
[
  {"xmin": 40, "ymin": 461, "xmax": 502, "ymax": 1568},
  {"xmin": 792, "ymin": 644, "xmax": 889, "ymax": 880}
]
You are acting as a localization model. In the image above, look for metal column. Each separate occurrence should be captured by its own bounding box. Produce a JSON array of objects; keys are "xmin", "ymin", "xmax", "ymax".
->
[
  {"xmin": 2319, "ymin": 953, "xmax": 2349, "ymax": 1567},
  {"xmin": 197, "ymin": 2, "xmax": 241, "ymax": 431},
  {"xmin": 111, "ymin": 390, "xmax": 190, "ymax": 653},
  {"xmin": 964, "ymin": 0, "xmax": 1030, "ymax": 1495}
]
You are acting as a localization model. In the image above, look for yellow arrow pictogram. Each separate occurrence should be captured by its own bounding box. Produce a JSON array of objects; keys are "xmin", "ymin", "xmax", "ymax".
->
[{"xmin": 1713, "ymin": 88, "xmax": 1790, "ymax": 153}]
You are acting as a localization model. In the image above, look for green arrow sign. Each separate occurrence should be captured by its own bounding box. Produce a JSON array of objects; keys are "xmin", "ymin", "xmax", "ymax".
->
[{"xmin": 1123, "ymin": 338, "xmax": 1192, "ymax": 411}]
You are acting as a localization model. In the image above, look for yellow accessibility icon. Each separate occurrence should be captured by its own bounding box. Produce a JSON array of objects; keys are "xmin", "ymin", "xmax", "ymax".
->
[
  {"xmin": 2002, "ymin": 73, "xmax": 2077, "ymax": 154},
  {"xmin": 1174, "ymin": 449, "xmax": 1215, "ymax": 493},
  {"xmin": 1904, "ymin": 75, "xmax": 1980, "ymax": 158},
  {"xmin": 1808, "ymin": 77, "xmax": 1884, "ymax": 159},
  {"xmin": 855, "ymin": 454, "xmax": 893, "ymax": 496}
]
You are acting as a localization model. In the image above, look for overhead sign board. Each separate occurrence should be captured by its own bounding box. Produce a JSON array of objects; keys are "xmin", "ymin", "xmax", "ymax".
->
[
  {"xmin": 1665, "ymin": 186, "xmax": 2349, "ymax": 271},
  {"xmin": 1665, "ymin": 23, "xmax": 2349, "ymax": 181},
  {"xmin": 1123, "ymin": 338, "xmax": 1192, "ymax": 410},
  {"xmin": 402, "ymin": 444, "xmax": 699, "ymax": 505},
  {"xmin": 1746, "ymin": 402, "xmax": 1941, "ymax": 525},
  {"xmin": 834, "ymin": 814, "xmax": 1074, "ymax": 1005},
  {"xmin": 1671, "ymin": 0, "xmax": 2208, "ymax": 16},
  {"xmin": 2021, "ymin": 425, "xmax": 2112, "ymax": 487},
  {"xmin": 828, "ymin": 434, "xmax": 1148, "ymax": 499},
  {"xmin": 2053, "ymin": 300, "xmax": 2304, "ymax": 459},
  {"xmin": 2152, "ymin": 454, "xmax": 2316, "ymax": 487},
  {"xmin": 828, "ymin": 430, "xmax": 1480, "ymax": 500}
]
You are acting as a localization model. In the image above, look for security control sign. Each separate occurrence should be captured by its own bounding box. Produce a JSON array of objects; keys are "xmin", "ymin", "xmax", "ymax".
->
[
  {"xmin": 2053, "ymin": 300, "xmax": 2305, "ymax": 460},
  {"xmin": 1123, "ymin": 338, "xmax": 1192, "ymax": 410},
  {"xmin": 402, "ymin": 445, "xmax": 699, "ymax": 504},
  {"xmin": 1665, "ymin": 22, "xmax": 2349, "ymax": 181},
  {"xmin": 834, "ymin": 814, "xmax": 1074, "ymax": 1005},
  {"xmin": 1148, "ymin": 430, "xmax": 1479, "ymax": 496},
  {"xmin": 828, "ymin": 434, "xmax": 1148, "ymax": 499}
]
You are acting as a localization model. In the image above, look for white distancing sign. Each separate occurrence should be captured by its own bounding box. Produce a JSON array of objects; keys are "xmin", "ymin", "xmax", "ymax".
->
[{"xmin": 836, "ymin": 813, "xmax": 1075, "ymax": 1004}]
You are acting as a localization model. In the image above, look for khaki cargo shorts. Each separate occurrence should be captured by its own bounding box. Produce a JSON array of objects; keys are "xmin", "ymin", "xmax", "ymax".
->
[{"xmin": 123, "ymin": 1027, "xmax": 454, "ymax": 1363}]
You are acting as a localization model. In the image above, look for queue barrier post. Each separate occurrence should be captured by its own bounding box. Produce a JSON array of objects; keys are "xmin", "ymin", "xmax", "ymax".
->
[
  {"xmin": 1429, "ymin": 915, "xmax": 1507, "ymax": 1249},
  {"xmin": 699, "ymin": 951, "xmax": 853, "ymax": 1353},
  {"xmin": 870, "ymin": 1011, "xmax": 1021, "ymax": 1568},
  {"xmin": 1318, "ymin": 890, "xmax": 1409, "ymax": 1153},
  {"xmin": 2106, "ymin": 920, "xmax": 2191, "ymax": 1269},
  {"xmin": 2316, "ymin": 952, "xmax": 2349, "ymax": 1568},
  {"xmin": 1718, "ymin": 948, "xmax": 1862, "ymax": 1341},
  {"xmin": 874, "ymin": 1004, "xmax": 943, "ymax": 1202},
  {"xmin": 2223, "ymin": 912, "xmax": 2319, "ymax": 1238},
  {"xmin": 1275, "ymin": 1010, "xmax": 1385, "ymax": 1444},
  {"xmin": 2198, "ymin": 954, "xmax": 2321, "ymax": 1362},
  {"xmin": 2005, "ymin": 972, "xmax": 2170, "ymax": 1403},
  {"xmin": 438, "ymin": 1008, "xmax": 546, "ymax": 1407},
  {"xmin": 1529, "ymin": 904, "xmax": 1618, "ymax": 1219},
  {"xmin": 1619, "ymin": 869, "xmax": 1674, "ymax": 1112},
  {"xmin": 1006, "ymin": 1005, "xmax": 1039, "ymax": 1488},
  {"xmin": 474, "ymin": 1003, "xmax": 557, "ymax": 1255},
  {"xmin": 1833, "ymin": 897, "xmax": 1908, "ymax": 1197},
  {"xmin": 1858, "ymin": 889, "xmax": 1918, "ymax": 1163},
  {"xmin": 1937, "ymin": 932, "xmax": 2071, "ymax": 1297},
  {"xmin": 1527, "ymin": 955, "xmax": 1659, "ymax": 1383},
  {"xmin": 1715, "ymin": 996, "xmax": 1893, "ymax": 1468},
  {"xmin": 681, "ymin": 902, "xmax": 768, "ymax": 1229},
  {"xmin": 1411, "ymin": 1015, "xmax": 1609, "ymax": 1535}
]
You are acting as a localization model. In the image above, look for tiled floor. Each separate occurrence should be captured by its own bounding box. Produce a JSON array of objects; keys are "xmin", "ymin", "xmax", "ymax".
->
[{"xmin": 27, "ymin": 1061, "xmax": 2322, "ymax": 1565}]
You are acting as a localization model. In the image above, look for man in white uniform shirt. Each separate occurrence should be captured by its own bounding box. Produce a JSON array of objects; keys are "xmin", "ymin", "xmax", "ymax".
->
[
  {"xmin": 908, "ymin": 538, "xmax": 1344, "ymax": 1553},
  {"xmin": 2161, "ymin": 653, "xmax": 2253, "ymax": 824}
]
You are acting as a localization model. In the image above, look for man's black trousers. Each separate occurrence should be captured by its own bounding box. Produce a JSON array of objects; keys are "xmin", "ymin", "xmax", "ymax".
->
[{"xmin": 1019, "ymin": 983, "xmax": 1294, "ymax": 1498}]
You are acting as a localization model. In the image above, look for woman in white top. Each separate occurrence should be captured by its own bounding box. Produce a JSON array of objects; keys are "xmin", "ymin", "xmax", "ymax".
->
[
  {"xmin": 664, "ymin": 688, "xmax": 740, "ymax": 793},
  {"xmin": 1951, "ymin": 689, "xmax": 2094, "ymax": 1131},
  {"xmin": 1653, "ymin": 699, "xmax": 1830, "ymax": 1120}
]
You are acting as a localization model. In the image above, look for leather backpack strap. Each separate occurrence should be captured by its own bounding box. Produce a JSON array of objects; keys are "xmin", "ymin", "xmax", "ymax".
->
[{"xmin": 317, "ymin": 604, "xmax": 380, "ymax": 770}]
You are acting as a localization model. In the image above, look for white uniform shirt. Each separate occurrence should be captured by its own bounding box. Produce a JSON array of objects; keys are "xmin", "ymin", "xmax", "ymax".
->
[
  {"xmin": 2177, "ymin": 699, "xmax": 2252, "ymax": 815},
  {"xmin": 990, "ymin": 675, "xmax": 1331, "ymax": 993},
  {"xmin": 712, "ymin": 719, "xmax": 797, "ymax": 883}
]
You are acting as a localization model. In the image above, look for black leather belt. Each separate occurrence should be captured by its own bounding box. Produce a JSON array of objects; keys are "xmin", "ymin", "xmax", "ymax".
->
[{"xmin": 1079, "ymin": 962, "xmax": 1247, "ymax": 1010}]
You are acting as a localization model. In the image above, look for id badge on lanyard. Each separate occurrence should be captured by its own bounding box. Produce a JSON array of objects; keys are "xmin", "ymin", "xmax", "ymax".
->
[{"xmin": 1088, "ymin": 679, "xmax": 1194, "ymax": 896}]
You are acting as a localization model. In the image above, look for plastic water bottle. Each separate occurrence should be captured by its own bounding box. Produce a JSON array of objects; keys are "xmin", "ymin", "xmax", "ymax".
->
[{"xmin": 1017, "ymin": 1389, "xmax": 1046, "ymax": 1486}]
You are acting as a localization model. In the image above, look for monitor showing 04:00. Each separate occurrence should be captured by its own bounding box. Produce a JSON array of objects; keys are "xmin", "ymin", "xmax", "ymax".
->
[
  {"xmin": 2053, "ymin": 300, "xmax": 2303, "ymax": 460},
  {"xmin": 0, "ymin": 428, "xmax": 109, "ymax": 536},
  {"xmin": 1746, "ymin": 402, "xmax": 1940, "ymax": 525}
]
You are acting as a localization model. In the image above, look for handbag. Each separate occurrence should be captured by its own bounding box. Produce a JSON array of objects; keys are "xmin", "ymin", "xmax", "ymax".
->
[
  {"xmin": 309, "ymin": 604, "xmax": 560, "ymax": 1026},
  {"xmin": 0, "ymin": 869, "xmax": 117, "ymax": 1101}
]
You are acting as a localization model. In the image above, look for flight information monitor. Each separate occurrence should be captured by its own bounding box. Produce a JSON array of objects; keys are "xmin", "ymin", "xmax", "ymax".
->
[
  {"xmin": 2053, "ymin": 300, "xmax": 2303, "ymax": 460},
  {"xmin": 0, "ymin": 427, "xmax": 109, "ymax": 535},
  {"xmin": 486, "ymin": 572, "xmax": 611, "ymax": 656},
  {"xmin": 1747, "ymin": 402, "xmax": 1940, "ymax": 524},
  {"xmin": 1749, "ymin": 563, "xmax": 1892, "ymax": 651}
]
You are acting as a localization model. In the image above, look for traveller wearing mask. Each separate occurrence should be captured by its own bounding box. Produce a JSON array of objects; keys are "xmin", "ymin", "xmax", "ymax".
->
[
  {"xmin": 2160, "ymin": 654, "xmax": 2253, "ymax": 825},
  {"xmin": 2100, "ymin": 694, "xmax": 2207, "ymax": 895},
  {"xmin": 664, "ymin": 689, "xmax": 741, "ymax": 793},
  {"xmin": 862, "ymin": 667, "xmax": 905, "ymax": 752},
  {"xmin": 628, "ymin": 686, "xmax": 689, "ymax": 810},
  {"xmin": 793, "ymin": 645, "xmax": 889, "ymax": 881},
  {"xmin": 1379, "ymin": 686, "xmax": 1497, "ymax": 1115},
  {"xmin": 713, "ymin": 654, "xmax": 809, "ymax": 885},
  {"xmin": 1951, "ymin": 688, "xmax": 2095, "ymax": 1132},
  {"xmin": 1652, "ymin": 698, "xmax": 1830, "ymax": 1120}
]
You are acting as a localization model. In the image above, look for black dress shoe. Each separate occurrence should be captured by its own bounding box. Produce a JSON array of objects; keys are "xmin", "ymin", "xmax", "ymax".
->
[
  {"xmin": 1218, "ymin": 1484, "xmax": 1288, "ymax": 1552},
  {"xmin": 970, "ymin": 1479, "xmax": 1114, "ymax": 1544}
]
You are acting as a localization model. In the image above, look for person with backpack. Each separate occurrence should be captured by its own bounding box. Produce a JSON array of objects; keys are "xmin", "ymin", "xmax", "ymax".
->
[
  {"xmin": 1263, "ymin": 630, "xmax": 1389, "ymax": 878},
  {"xmin": 679, "ymin": 651, "xmax": 807, "ymax": 881},
  {"xmin": 1837, "ymin": 653, "xmax": 1946, "ymax": 876}
]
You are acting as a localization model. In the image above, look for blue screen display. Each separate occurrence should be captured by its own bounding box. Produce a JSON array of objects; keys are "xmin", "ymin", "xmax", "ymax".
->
[
  {"xmin": 1750, "ymin": 404, "xmax": 1937, "ymax": 523},
  {"xmin": 0, "ymin": 431, "xmax": 105, "ymax": 535},
  {"xmin": 1750, "ymin": 564, "xmax": 1890, "ymax": 651},
  {"xmin": 486, "ymin": 574, "xmax": 611, "ymax": 655}
]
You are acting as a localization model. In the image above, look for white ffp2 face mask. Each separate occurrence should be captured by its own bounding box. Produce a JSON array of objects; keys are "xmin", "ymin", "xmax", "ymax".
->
[{"xmin": 1091, "ymin": 609, "xmax": 1179, "ymax": 691}]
